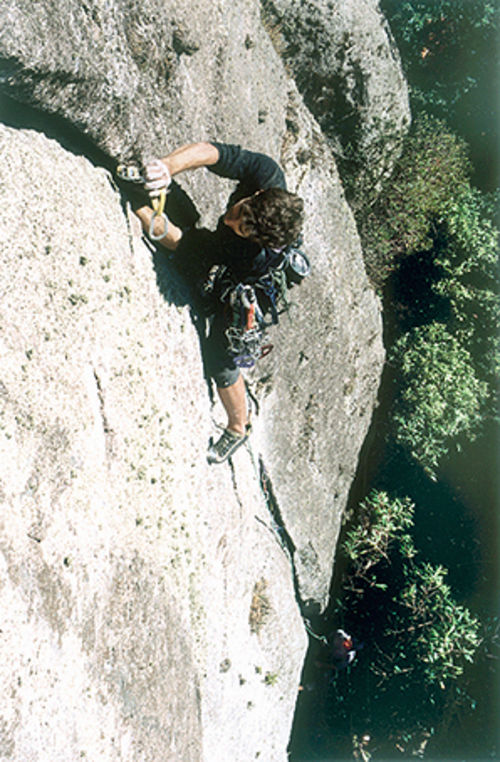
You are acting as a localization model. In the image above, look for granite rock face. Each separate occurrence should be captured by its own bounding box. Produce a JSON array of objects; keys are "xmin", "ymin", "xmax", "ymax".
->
[
  {"xmin": 1, "ymin": 0, "xmax": 290, "ymax": 162},
  {"xmin": 254, "ymin": 93, "xmax": 384, "ymax": 605},
  {"xmin": 0, "ymin": 0, "xmax": 393, "ymax": 757},
  {"xmin": 0, "ymin": 123, "xmax": 307, "ymax": 762},
  {"xmin": 261, "ymin": 0, "xmax": 411, "ymax": 197}
]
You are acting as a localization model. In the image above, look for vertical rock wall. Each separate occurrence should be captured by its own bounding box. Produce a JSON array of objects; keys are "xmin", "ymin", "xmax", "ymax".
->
[
  {"xmin": 0, "ymin": 0, "xmax": 399, "ymax": 757},
  {"xmin": 0, "ymin": 124, "xmax": 306, "ymax": 761},
  {"xmin": 261, "ymin": 0, "xmax": 411, "ymax": 196}
]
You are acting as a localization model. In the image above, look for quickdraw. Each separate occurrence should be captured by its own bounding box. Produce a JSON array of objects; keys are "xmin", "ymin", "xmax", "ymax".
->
[
  {"xmin": 224, "ymin": 284, "xmax": 268, "ymax": 368},
  {"xmin": 257, "ymin": 271, "xmax": 286, "ymax": 325},
  {"xmin": 116, "ymin": 163, "xmax": 169, "ymax": 241},
  {"xmin": 225, "ymin": 326, "xmax": 265, "ymax": 368},
  {"xmin": 149, "ymin": 191, "xmax": 169, "ymax": 241}
]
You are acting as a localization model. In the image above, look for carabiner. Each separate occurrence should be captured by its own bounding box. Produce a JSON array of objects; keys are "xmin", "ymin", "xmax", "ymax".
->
[
  {"xmin": 149, "ymin": 211, "xmax": 169, "ymax": 240},
  {"xmin": 116, "ymin": 164, "xmax": 144, "ymax": 183}
]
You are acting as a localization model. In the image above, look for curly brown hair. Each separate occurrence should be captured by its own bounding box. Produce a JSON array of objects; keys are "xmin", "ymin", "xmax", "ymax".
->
[{"xmin": 240, "ymin": 188, "xmax": 304, "ymax": 249}]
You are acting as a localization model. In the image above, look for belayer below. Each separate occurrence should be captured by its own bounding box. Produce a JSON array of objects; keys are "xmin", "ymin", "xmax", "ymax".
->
[
  {"xmin": 117, "ymin": 142, "xmax": 307, "ymax": 464},
  {"xmin": 313, "ymin": 629, "xmax": 358, "ymax": 672}
]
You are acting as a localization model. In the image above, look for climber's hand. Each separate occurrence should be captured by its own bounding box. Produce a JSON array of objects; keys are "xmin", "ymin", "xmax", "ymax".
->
[{"xmin": 143, "ymin": 159, "xmax": 171, "ymax": 198}]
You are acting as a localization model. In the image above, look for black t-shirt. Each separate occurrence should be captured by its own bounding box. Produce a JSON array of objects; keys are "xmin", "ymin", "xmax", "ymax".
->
[{"xmin": 206, "ymin": 142, "xmax": 287, "ymax": 282}]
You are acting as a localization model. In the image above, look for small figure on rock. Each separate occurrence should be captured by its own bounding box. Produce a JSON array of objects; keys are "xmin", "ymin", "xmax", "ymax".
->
[
  {"xmin": 313, "ymin": 628, "xmax": 358, "ymax": 671},
  {"xmin": 299, "ymin": 626, "xmax": 359, "ymax": 693},
  {"xmin": 330, "ymin": 628, "xmax": 357, "ymax": 669}
]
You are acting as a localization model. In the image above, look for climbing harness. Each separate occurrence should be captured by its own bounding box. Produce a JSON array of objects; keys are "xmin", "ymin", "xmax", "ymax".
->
[
  {"xmin": 213, "ymin": 239, "xmax": 310, "ymax": 368},
  {"xmin": 116, "ymin": 163, "xmax": 169, "ymax": 241}
]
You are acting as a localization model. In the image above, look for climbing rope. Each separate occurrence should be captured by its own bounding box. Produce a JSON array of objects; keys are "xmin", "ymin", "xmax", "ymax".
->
[{"xmin": 304, "ymin": 618, "xmax": 329, "ymax": 645}]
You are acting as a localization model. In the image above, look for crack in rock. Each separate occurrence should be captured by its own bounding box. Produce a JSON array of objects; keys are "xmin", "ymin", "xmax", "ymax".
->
[
  {"xmin": 256, "ymin": 456, "xmax": 317, "ymax": 622},
  {"xmin": 91, "ymin": 366, "xmax": 116, "ymax": 461}
]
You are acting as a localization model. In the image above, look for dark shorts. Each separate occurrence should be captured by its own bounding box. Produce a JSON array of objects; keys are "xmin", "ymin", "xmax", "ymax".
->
[{"xmin": 204, "ymin": 308, "xmax": 240, "ymax": 388}]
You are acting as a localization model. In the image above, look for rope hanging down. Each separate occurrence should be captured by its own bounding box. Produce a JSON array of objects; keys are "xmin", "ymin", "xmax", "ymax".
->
[{"xmin": 303, "ymin": 618, "xmax": 329, "ymax": 645}]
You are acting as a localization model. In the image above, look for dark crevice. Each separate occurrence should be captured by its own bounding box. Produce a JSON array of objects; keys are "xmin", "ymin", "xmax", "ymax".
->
[
  {"xmin": 228, "ymin": 457, "xmax": 244, "ymax": 514},
  {"xmin": 0, "ymin": 91, "xmax": 115, "ymax": 171},
  {"xmin": 257, "ymin": 456, "xmax": 323, "ymax": 629},
  {"xmin": 92, "ymin": 369, "xmax": 110, "ymax": 432},
  {"xmin": 258, "ymin": 456, "xmax": 296, "ymax": 559}
]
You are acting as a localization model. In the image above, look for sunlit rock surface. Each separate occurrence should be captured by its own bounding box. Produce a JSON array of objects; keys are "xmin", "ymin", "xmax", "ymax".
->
[
  {"xmin": 261, "ymin": 0, "xmax": 411, "ymax": 196},
  {"xmin": 0, "ymin": 0, "xmax": 395, "ymax": 756}
]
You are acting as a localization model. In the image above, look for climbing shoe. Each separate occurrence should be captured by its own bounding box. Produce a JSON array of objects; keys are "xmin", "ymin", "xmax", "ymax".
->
[{"xmin": 207, "ymin": 427, "xmax": 249, "ymax": 465}]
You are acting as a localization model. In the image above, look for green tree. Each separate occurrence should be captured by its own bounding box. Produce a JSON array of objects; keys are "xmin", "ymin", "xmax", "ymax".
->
[
  {"xmin": 389, "ymin": 322, "xmax": 489, "ymax": 478},
  {"xmin": 357, "ymin": 116, "xmax": 498, "ymax": 476},
  {"xmin": 380, "ymin": 0, "xmax": 498, "ymax": 113},
  {"xmin": 432, "ymin": 186, "xmax": 500, "ymax": 383},
  {"xmin": 380, "ymin": 0, "xmax": 499, "ymax": 190},
  {"xmin": 330, "ymin": 491, "xmax": 482, "ymax": 757},
  {"xmin": 358, "ymin": 114, "xmax": 471, "ymax": 283}
]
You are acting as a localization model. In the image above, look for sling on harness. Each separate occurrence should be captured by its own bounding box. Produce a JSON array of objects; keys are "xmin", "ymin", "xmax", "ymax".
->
[
  {"xmin": 215, "ymin": 240, "xmax": 311, "ymax": 368},
  {"xmin": 224, "ymin": 284, "xmax": 271, "ymax": 368}
]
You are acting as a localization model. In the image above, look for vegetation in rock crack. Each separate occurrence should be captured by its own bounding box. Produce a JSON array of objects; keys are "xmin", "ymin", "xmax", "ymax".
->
[
  {"xmin": 249, "ymin": 579, "xmax": 271, "ymax": 634},
  {"xmin": 264, "ymin": 671, "xmax": 279, "ymax": 686}
]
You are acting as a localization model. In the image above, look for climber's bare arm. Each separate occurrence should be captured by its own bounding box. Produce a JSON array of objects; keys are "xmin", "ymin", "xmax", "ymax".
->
[
  {"xmin": 159, "ymin": 142, "xmax": 220, "ymax": 177},
  {"xmin": 134, "ymin": 143, "xmax": 220, "ymax": 250}
]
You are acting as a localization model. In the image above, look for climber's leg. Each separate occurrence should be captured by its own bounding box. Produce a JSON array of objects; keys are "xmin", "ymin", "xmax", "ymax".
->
[
  {"xmin": 204, "ymin": 318, "xmax": 251, "ymax": 464},
  {"xmin": 207, "ymin": 374, "xmax": 249, "ymax": 464},
  {"xmin": 216, "ymin": 373, "xmax": 248, "ymax": 435},
  {"xmin": 204, "ymin": 312, "xmax": 249, "ymax": 436}
]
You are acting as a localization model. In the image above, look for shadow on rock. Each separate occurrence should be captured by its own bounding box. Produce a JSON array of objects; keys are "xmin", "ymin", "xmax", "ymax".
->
[{"xmin": 148, "ymin": 184, "xmax": 218, "ymax": 402}]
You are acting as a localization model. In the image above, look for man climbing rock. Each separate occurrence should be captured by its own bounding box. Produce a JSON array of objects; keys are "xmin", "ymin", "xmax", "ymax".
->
[{"xmin": 119, "ymin": 142, "xmax": 304, "ymax": 464}]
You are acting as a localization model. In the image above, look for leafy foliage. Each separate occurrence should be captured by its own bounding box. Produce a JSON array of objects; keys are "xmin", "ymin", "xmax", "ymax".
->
[
  {"xmin": 432, "ymin": 187, "xmax": 500, "ymax": 382},
  {"xmin": 330, "ymin": 491, "xmax": 482, "ymax": 757},
  {"xmin": 358, "ymin": 114, "xmax": 471, "ymax": 283},
  {"xmin": 343, "ymin": 491, "xmax": 415, "ymax": 576},
  {"xmin": 357, "ymin": 114, "xmax": 499, "ymax": 475},
  {"xmin": 380, "ymin": 0, "xmax": 498, "ymax": 115},
  {"xmin": 389, "ymin": 323, "xmax": 489, "ymax": 479},
  {"xmin": 395, "ymin": 562, "xmax": 480, "ymax": 683}
]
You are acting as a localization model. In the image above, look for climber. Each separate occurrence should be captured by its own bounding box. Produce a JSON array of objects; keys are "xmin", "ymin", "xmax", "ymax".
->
[
  {"xmin": 329, "ymin": 628, "xmax": 357, "ymax": 669},
  {"xmin": 118, "ymin": 142, "xmax": 304, "ymax": 464},
  {"xmin": 313, "ymin": 629, "xmax": 358, "ymax": 672}
]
